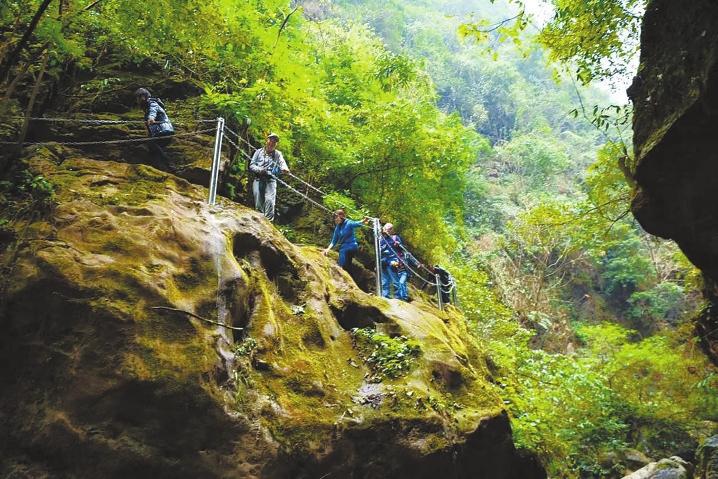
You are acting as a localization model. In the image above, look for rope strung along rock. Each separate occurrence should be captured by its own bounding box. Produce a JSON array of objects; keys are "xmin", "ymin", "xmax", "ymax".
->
[
  {"xmin": 18, "ymin": 117, "xmax": 143, "ymax": 124},
  {"xmin": 223, "ymin": 126, "xmax": 366, "ymax": 217},
  {"xmin": 286, "ymin": 170, "xmax": 328, "ymax": 197},
  {"xmin": 395, "ymin": 241, "xmax": 438, "ymax": 278},
  {"xmin": 223, "ymin": 134, "xmax": 240, "ymax": 150}
]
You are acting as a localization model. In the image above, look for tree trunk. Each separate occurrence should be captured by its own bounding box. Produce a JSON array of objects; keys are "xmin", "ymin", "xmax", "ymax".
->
[
  {"xmin": 2, "ymin": 46, "xmax": 45, "ymax": 102},
  {"xmin": 18, "ymin": 50, "xmax": 49, "ymax": 146},
  {"xmin": 1, "ymin": 50, "xmax": 49, "ymax": 175},
  {"xmin": 0, "ymin": 10, "xmax": 27, "ymax": 66}
]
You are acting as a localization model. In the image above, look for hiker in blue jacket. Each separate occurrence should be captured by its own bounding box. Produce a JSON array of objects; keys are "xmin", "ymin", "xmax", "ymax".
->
[
  {"xmin": 323, "ymin": 209, "xmax": 370, "ymax": 272},
  {"xmin": 379, "ymin": 223, "xmax": 400, "ymax": 298},
  {"xmin": 380, "ymin": 223, "xmax": 417, "ymax": 301},
  {"xmin": 135, "ymin": 88, "xmax": 174, "ymax": 170}
]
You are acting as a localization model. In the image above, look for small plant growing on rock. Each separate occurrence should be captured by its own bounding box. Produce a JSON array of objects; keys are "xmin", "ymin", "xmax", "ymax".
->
[
  {"xmin": 234, "ymin": 337, "xmax": 258, "ymax": 358},
  {"xmin": 351, "ymin": 328, "xmax": 421, "ymax": 381},
  {"xmin": 1, "ymin": 170, "xmax": 56, "ymax": 214}
]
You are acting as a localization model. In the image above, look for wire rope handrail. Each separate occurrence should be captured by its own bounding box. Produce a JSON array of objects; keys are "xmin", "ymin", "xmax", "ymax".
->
[
  {"xmin": 223, "ymin": 134, "xmax": 240, "ymax": 150},
  {"xmin": 11, "ymin": 116, "xmax": 217, "ymax": 125},
  {"xmin": 5, "ymin": 115, "xmax": 457, "ymax": 308},
  {"xmin": 380, "ymin": 236, "xmax": 436, "ymax": 287},
  {"xmin": 0, "ymin": 127, "xmax": 216, "ymax": 146},
  {"xmin": 270, "ymin": 173, "xmax": 333, "ymax": 214},
  {"xmin": 222, "ymin": 126, "xmax": 365, "ymax": 218},
  {"xmin": 222, "ymin": 125, "xmax": 256, "ymax": 151}
]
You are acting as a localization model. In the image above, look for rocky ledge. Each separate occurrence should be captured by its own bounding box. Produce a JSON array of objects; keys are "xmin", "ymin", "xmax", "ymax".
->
[{"xmin": 0, "ymin": 154, "xmax": 543, "ymax": 478}]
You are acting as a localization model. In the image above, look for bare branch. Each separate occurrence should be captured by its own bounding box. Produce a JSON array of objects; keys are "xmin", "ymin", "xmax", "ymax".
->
[
  {"xmin": 151, "ymin": 306, "xmax": 244, "ymax": 331},
  {"xmin": 273, "ymin": 6, "xmax": 300, "ymax": 49}
]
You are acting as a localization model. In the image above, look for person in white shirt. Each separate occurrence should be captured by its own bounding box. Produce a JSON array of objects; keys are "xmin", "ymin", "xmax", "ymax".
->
[{"xmin": 248, "ymin": 133, "xmax": 289, "ymax": 221}]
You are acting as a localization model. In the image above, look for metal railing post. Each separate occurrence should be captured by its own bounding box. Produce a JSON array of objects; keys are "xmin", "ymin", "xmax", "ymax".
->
[
  {"xmin": 435, "ymin": 273, "xmax": 443, "ymax": 311},
  {"xmin": 208, "ymin": 117, "xmax": 225, "ymax": 205},
  {"xmin": 373, "ymin": 217, "xmax": 382, "ymax": 296}
]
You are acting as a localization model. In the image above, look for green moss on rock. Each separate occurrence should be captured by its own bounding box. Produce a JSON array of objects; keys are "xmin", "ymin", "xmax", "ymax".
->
[{"xmin": 0, "ymin": 156, "xmax": 539, "ymax": 478}]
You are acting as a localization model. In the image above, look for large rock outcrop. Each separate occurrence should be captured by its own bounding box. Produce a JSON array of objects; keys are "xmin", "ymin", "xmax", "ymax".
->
[
  {"xmin": 0, "ymin": 154, "xmax": 543, "ymax": 478},
  {"xmin": 629, "ymin": 0, "xmax": 718, "ymax": 359}
]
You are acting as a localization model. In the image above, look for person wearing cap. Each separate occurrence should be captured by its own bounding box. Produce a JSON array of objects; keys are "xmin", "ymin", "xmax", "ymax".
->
[
  {"xmin": 134, "ymin": 87, "xmax": 174, "ymax": 170},
  {"xmin": 323, "ymin": 209, "xmax": 371, "ymax": 273},
  {"xmin": 379, "ymin": 223, "xmax": 415, "ymax": 301},
  {"xmin": 249, "ymin": 132, "xmax": 289, "ymax": 221}
]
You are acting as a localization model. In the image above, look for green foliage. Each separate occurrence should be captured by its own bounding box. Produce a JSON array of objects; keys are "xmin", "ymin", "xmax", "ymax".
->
[
  {"xmin": 503, "ymin": 348, "xmax": 629, "ymax": 477},
  {"xmin": 627, "ymin": 282, "xmax": 687, "ymax": 325},
  {"xmin": 457, "ymin": 0, "xmax": 645, "ymax": 84},
  {"xmin": 495, "ymin": 131, "xmax": 571, "ymax": 186},
  {"xmin": 538, "ymin": 0, "xmax": 645, "ymax": 83},
  {"xmin": 322, "ymin": 192, "xmax": 365, "ymax": 217},
  {"xmin": 351, "ymin": 328, "xmax": 421, "ymax": 381},
  {"xmin": 578, "ymin": 324, "xmax": 718, "ymax": 423},
  {"xmin": 601, "ymin": 235, "xmax": 654, "ymax": 294},
  {"xmin": 585, "ymin": 141, "xmax": 632, "ymax": 218},
  {"xmin": 479, "ymin": 317, "xmax": 718, "ymax": 477},
  {"xmin": 0, "ymin": 169, "xmax": 56, "ymax": 213}
]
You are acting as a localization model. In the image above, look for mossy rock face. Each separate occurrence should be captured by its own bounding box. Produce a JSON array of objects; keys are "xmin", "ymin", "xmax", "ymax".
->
[
  {"xmin": 629, "ymin": 0, "xmax": 718, "ymax": 364},
  {"xmin": 0, "ymin": 157, "xmax": 544, "ymax": 478}
]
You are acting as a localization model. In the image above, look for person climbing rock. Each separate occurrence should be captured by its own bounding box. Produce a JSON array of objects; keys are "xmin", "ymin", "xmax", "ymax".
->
[
  {"xmin": 379, "ymin": 223, "xmax": 399, "ymax": 299},
  {"xmin": 323, "ymin": 209, "xmax": 370, "ymax": 273},
  {"xmin": 249, "ymin": 132, "xmax": 289, "ymax": 222},
  {"xmin": 433, "ymin": 264, "xmax": 455, "ymax": 306},
  {"xmin": 134, "ymin": 88, "xmax": 174, "ymax": 171},
  {"xmin": 380, "ymin": 223, "xmax": 417, "ymax": 301}
]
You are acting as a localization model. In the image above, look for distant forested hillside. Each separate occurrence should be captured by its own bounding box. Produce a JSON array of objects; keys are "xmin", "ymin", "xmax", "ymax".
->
[{"xmin": 331, "ymin": 0, "xmax": 717, "ymax": 475}]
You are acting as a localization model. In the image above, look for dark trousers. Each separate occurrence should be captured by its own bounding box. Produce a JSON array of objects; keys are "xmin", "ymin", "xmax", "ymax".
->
[
  {"xmin": 338, "ymin": 246, "xmax": 357, "ymax": 273},
  {"xmin": 149, "ymin": 134, "xmax": 173, "ymax": 170}
]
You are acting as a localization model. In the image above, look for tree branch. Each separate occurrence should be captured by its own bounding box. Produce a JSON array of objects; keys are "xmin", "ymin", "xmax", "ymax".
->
[
  {"xmin": 151, "ymin": 306, "xmax": 244, "ymax": 331},
  {"xmin": 273, "ymin": 6, "xmax": 299, "ymax": 49},
  {"xmin": 0, "ymin": 0, "xmax": 53, "ymax": 82}
]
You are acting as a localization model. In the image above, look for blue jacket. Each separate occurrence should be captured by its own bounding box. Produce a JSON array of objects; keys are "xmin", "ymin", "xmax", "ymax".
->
[
  {"xmin": 145, "ymin": 98, "xmax": 174, "ymax": 137},
  {"xmin": 380, "ymin": 234, "xmax": 400, "ymax": 268},
  {"xmin": 329, "ymin": 219, "xmax": 364, "ymax": 251},
  {"xmin": 380, "ymin": 234, "xmax": 418, "ymax": 272}
]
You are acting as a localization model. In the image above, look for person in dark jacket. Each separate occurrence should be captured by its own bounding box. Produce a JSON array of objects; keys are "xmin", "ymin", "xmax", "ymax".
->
[
  {"xmin": 380, "ymin": 223, "xmax": 418, "ymax": 301},
  {"xmin": 379, "ymin": 223, "xmax": 399, "ymax": 298},
  {"xmin": 433, "ymin": 264, "xmax": 455, "ymax": 305},
  {"xmin": 323, "ymin": 209, "xmax": 370, "ymax": 273},
  {"xmin": 135, "ymin": 88, "xmax": 174, "ymax": 170}
]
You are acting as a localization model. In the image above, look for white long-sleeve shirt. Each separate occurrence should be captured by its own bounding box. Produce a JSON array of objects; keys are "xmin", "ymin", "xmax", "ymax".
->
[{"xmin": 249, "ymin": 148, "xmax": 287, "ymax": 178}]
